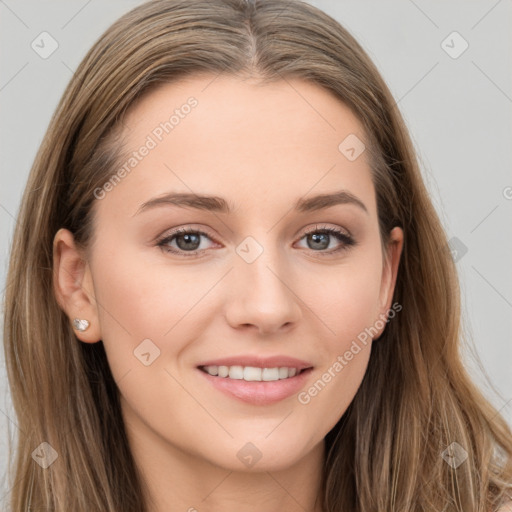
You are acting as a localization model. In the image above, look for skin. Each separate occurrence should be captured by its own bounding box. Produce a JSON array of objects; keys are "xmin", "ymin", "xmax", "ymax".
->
[{"xmin": 53, "ymin": 74, "xmax": 403, "ymax": 512}]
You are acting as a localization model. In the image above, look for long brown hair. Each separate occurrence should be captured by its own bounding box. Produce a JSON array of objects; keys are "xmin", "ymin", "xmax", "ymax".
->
[{"xmin": 3, "ymin": 0, "xmax": 512, "ymax": 510}]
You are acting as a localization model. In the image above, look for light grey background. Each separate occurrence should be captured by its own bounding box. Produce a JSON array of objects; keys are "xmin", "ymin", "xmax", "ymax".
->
[{"xmin": 1, "ymin": 0, "xmax": 511, "ymax": 505}]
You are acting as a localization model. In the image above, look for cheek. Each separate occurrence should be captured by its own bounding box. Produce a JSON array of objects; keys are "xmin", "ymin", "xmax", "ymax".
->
[
  {"xmin": 293, "ymin": 247, "xmax": 382, "ymax": 427},
  {"xmin": 89, "ymin": 240, "xmax": 211, "ymax": 381},
  {"xmin": 305, "ymin": 247, "xmax": 384, "ymax": 344},
  {"xmin": 297, "ymin": 342, "xmax": 371, "ymax": 441},
  {"xmin": 296, "ymin": 279, "xmax": 377, "ymax": 436}
]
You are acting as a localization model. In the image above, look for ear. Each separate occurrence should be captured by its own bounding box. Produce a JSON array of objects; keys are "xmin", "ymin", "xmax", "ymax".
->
[
  {"xmin": 374, "ymin": 226, "xmax": 403, "ymax": 338},
  {"xmin": 52, "ymin": 228, "xmax": 101, "ymax": 343}
]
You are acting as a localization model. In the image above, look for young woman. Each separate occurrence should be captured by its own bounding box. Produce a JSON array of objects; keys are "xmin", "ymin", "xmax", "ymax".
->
[{"xmin": 3, "ymin": 0, "xmax": 512, "ymax": 510}]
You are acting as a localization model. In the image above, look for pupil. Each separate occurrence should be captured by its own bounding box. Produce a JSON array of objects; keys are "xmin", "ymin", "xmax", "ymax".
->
[
  {"xmin": 177, "ymin": 233, "xmax": 200, "ymax": 250},
  {"xmin": 309, "ymin": 233, "xmax": 328, "ymax": 250}
]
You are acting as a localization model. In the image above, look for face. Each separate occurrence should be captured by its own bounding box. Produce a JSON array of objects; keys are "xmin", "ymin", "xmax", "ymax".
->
[{"xmin": 54, "ymin": 74, "xmax": 403, "ymax": 473}]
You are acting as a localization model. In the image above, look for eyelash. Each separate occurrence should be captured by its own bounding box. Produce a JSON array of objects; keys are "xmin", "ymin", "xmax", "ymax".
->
[{"xmin": 156, "ymin": 224, "xmax": 356, "ymax": 259}]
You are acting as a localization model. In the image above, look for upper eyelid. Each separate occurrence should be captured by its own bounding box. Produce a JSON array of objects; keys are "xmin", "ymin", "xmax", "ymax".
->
[
  {"xmin": 157, "ymin": 223, "xmax": 351, "ymax": 242},
  {"xmin": 157, "ymin": 225, "xmax": 217, "ymax": 243}
]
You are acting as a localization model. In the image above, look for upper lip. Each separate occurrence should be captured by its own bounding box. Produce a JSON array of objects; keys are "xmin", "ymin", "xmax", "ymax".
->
[{"xmin": 197, "ymin": 355, "xmax": 313, "ymax": 371}]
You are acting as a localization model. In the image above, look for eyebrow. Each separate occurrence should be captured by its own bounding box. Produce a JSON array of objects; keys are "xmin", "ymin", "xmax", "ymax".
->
[{"xmin": 134, "ymin": 189, "xmax": 368, "ymax": 216}]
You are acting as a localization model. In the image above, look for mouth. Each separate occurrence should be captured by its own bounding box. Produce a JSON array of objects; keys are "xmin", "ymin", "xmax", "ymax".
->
[
  {"xmin": 198, "ymin": 364, "xmax": 313, "ymax": 382},
  {"xmin": 196, "ymin": 364, "xmax": 314, "ymax": 405}
]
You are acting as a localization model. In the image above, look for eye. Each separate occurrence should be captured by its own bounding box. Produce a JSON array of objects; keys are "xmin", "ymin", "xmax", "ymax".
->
[
  {"xmin": 155, "ymin": 224, "xmax": 356, "ymax": 258},
  {"xmin": 156, "ymin": 227, "xmax": 218, "ymax": 257},
  {"xmin": 295, "ymin": 224, "xmax": 356, "ymax": 256}
]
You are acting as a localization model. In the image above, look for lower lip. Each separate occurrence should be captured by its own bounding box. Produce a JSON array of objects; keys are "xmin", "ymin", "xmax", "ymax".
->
[{"xmin": 197, "ymin": 367, "xmax": 314, "ymax": 405}]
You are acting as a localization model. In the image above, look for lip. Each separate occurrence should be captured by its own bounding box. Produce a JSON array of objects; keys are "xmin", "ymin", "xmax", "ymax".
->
[
  {"xmin": 197, "ymin": 367, "xmax": 314, "ymax": 405},
  {"xmin": 196, "ymin": 355, "xmax": 314, "ymax": 406},
  {"xmin": 196, "ymin": 355, "xmax": 313, "ymax": 371}
]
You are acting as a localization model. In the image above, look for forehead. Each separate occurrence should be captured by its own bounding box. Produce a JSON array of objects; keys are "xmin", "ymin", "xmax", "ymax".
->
[
  {"xmin": 99, "ymin": 74, "xmax": 376, "ymax": 219},
  {"xmin": 122, "ymin": 73, "xmax": 367, "ymax": 151}
]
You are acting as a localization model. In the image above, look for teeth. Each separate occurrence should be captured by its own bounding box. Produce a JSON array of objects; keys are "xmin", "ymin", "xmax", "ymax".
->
[
  {"xmin": 202, "ymin": 365, "xmax": 302, "ymax": 381},
  {"xmin": 228, "ymin": 365, "xmax": 244, "ymax": 379},
  {"xmin": 262, "ymin": 368, "xmax": 279, "ymax": 381},
  {"xmin": 244, "ymin": 367, "xmax": 261, "ymax": 381}
]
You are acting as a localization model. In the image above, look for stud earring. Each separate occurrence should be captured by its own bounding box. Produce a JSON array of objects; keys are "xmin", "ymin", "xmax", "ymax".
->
[{"xmin": 73, "ymin": 318, "xmax": 90, "ymax": 332}]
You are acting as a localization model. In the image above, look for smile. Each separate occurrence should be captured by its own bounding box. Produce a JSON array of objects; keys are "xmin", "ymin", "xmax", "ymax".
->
[
  {"xmin": 199, "ymin": 365, "xmax": 306, "ymax": 381},
  {"xmin": 197, "ymin": 366, "xmax": 314, "ymax": 405}
]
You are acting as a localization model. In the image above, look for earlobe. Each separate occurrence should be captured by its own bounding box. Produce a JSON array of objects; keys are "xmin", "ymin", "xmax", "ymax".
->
[{"xmin": 52, "ymin": 228, "xmax": 101, "ymax": 343}]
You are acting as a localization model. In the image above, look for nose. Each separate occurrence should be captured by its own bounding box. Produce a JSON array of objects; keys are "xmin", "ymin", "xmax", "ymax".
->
[{"xmin": 224, "ymin": 242, "xmax": 302, "ymax": 336}]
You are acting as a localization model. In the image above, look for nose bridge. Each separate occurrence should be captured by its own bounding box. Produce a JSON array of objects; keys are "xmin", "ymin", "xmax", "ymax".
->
[
  {"xmin": 237, "ymin": 233, "xmax": 291, "ymax": 302},
  {"xmin": 225, "ymin": 232, "xmax": 301, "ymax": 332}
]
